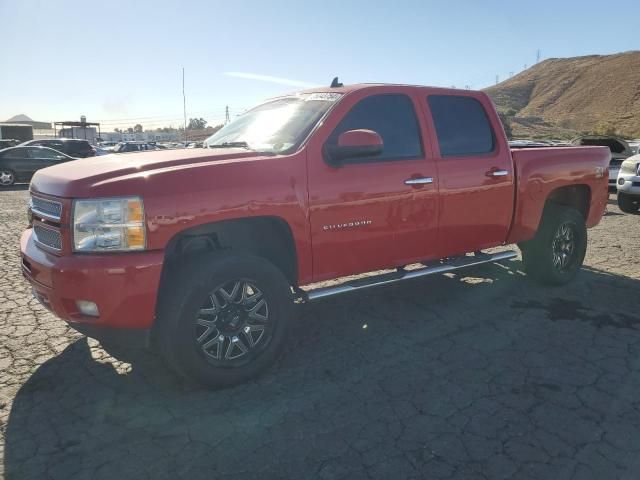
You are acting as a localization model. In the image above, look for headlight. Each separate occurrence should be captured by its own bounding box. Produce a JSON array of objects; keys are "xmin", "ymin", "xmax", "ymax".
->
[{"xmin": 73, "ymin": 197, "xmax": 146, "ymax": 252}]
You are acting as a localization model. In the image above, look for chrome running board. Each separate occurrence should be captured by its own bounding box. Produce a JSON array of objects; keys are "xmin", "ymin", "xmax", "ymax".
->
[{"xmin": 304, "ymin": 250, "xmax": 518, "ymax": 302}]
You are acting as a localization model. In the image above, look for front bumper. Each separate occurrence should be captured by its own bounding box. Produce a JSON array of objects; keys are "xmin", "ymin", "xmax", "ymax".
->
[
  {"xmin": 617, "ymin": 172, "xmax": 640, "ymax": 196},
  {"xmin": 20, "ymin": 228, "xmax": 164, "ymax": 341}
]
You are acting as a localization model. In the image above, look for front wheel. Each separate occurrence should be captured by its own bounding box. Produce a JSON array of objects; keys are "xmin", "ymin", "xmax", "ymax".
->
[
  {"xmin": 617, "ymin": 192, "xmax": 640, "ymax": 214},
  {"xmin": 0, "ymin": 169, "xmax": 15, "ymax": 187},
  {"xmin": 520, "ymin": 205, "xmax": 587, "ymax": 286},
  {"xmin": 155, "ymin": 252, "xmax": 293, "ymax": 388}
]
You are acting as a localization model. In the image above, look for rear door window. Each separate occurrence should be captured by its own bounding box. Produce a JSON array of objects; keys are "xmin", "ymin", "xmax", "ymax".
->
[
  {"xmin": 428, "ymin": 95, "xmax": 495, "ymax": 157},
  {"xmin": 3, "ymin": 149, "xmax": 26, "ymax": 159}
]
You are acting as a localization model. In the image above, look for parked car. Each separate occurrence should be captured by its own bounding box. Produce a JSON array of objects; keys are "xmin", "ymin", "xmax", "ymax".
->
[
  {"xmin": 616, "ymin": 153, "xmax": 640, "ymax": 213},
  {"xmin": 21, "ymin": 82, "xmax": 609, "ymax": 387},
  {"xmin": 0, "ymin": 139, "xmax": 20, "ymax": 150},
  {"xmin": 628, "ymin": 141, "xmax": 640, "ymax": 155},
  {"xmin": 21, "ymin": 138, "xmax": 96, "ymax": 158},
  {"xmin": 98, "ymin": 141, "xmax": 118, "ymax": 152},
  {"xmin": 508, "ymin": 140, "xmax": 551, "ymax": 148},
  {"xmin": 113, "ymin": 142, "xmax": 159, "ymax": 153},
  {"xmin": 0, "ymin": 146, "xmax": 74, "ymax": 186},
  {"xmin": 573, "ymin": 136, "xmax": 633, "ymax": 190}
]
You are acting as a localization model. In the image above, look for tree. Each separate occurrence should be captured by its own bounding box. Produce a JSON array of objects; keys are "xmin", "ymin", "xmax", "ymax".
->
[
  {"xmin": 188, "ymin": 117, "xmax": 207, "ymax": 130},
  {"xmin": 208, "ymin": 124, "xmax": 224, "ymax": 135},
  {"xmin": 134, "ymin": 124, "xmax": 143, "ymax": 133},
  {"xmin": 127, "ymin": 127, "xmax": 134, "ymax": 133},
  {"xmin": 114, "ymin": 128, "xmax": 122, "ymax": 133}
]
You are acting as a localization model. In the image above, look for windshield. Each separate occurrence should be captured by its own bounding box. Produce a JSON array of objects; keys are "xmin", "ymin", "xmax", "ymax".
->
[{"xmin": 204, "ymin": 92, "xmax": 343, "ymax": 154}]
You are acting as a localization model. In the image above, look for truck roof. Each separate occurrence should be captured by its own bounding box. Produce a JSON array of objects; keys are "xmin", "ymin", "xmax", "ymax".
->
[{"xmin": 297, "ymin": 83, "xmax": 482, "ymax": 96}]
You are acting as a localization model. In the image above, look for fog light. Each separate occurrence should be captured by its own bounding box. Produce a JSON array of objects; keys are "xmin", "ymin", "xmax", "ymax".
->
[
  {"xmin": 618, "ymin": 177, "xmax": 625, "ymax": 185},
  {"xmin": 76, "ymin": 300, "xmax": 99, "ymax": 317}
]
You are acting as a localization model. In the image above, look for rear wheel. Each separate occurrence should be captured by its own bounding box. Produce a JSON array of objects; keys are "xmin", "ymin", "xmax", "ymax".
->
[
  {"xmin": 0, "ymin": 169, "xmax": 15, "ymax": 187},
  {"xmin": 520, "ymin": 205, "xmax": 587, "ymax": 285},
  {"xmin": 617, "ymin": 192, "xmax": 640, "ymax": 214},
  {"xmin": 155, "ymin": 252, "xmax": 292, "ymax": 388}
]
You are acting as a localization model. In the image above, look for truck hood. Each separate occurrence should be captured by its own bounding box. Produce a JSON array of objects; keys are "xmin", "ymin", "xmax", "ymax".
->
[{"xmin": 30, "ymin": 148, "xmax": 263, "ymax": 198}]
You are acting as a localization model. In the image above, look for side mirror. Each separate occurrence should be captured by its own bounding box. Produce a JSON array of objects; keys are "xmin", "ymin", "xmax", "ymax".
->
[{"xmin": 325, "ymin": 129, "xmax": 383, "ymax": 165}]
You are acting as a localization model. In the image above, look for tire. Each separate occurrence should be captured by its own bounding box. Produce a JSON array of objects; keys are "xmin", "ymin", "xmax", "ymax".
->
[
  {"xmin": 0, "ymin": 169, "xmax": 15, "ymax": 187},
  {"xmin": 617, "ymin": 192, "xmax": 640, "ymax": 214},
  {"xmin": 519, "ymin": 204, "xmax": 587, "ymax": 286},
  {"xmin": 155, "ymin": 252, "xmax": 293, "ymax": 388}
]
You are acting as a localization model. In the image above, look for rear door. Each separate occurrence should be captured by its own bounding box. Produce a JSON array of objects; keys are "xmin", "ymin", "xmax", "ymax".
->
[
  {"xmin": 0, "ymin": 149, "xmax": 31, "ymax": 179},
  {"xmin": 307, "ymin": 90, "xmax": 439, "ymax": 281},
  {"xmin": 424, "ymin": 94, "xmax": 514, "ymax": 257}
]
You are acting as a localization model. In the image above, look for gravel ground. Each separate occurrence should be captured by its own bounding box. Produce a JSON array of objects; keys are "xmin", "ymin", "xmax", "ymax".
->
[{"xmin": 1, "ymin": 186, "xmax": 639, "ymax": 480}]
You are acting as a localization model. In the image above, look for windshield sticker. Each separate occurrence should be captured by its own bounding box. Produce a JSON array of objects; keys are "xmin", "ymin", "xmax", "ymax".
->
[{"xmin": 300, "ymin": 92, "xmax": 343, "ymax": 102}]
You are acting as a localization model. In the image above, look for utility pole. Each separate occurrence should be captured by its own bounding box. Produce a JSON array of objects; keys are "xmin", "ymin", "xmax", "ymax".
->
[
  {"xmin": 225, "ymin": 106, "xmax": 230, "ymax": 125},
  {"xmin": 182, "ymin": 67, "xmax": 187, "ymax": 144},
  {"xmin": 536, "ymin": 49, "xmax": 541, "ymax": 63}
]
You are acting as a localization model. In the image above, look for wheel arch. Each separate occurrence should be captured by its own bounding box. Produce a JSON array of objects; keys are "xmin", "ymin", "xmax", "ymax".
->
[
  {"xmin": 545, "ymin": 184, "xmax": 591, "ymax": 219},
  {"xmin": 159, "ymin": 215, "xmax": 299, "ymax": 291}
]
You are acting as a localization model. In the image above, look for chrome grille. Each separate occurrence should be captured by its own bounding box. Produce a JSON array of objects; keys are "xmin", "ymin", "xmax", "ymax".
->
[
  {"xmin": 33, "ymin": 224, "xmax": 62, "ymax": 250},
  {"xmin": 31, "ymin": 196, "xmax": 62, "ymax": 221}
]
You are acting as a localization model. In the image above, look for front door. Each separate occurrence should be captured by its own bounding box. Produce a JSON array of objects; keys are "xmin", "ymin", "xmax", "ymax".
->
[
  {"xmin": 307, "ymin": 91, "xmax": 439, "ymax": 282},
  {"xmin": 27, "ymin": 148, "xmax": 67, "ymax": 174}
]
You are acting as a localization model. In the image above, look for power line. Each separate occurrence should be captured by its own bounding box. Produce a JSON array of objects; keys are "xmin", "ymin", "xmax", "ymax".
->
[
  {"xmin": 93, "ymin": 108, "xmax": 244, "ymax": 123},
  {"xmin": 100, "ymin": 116, "xmax": 228, "ymax": 128}
]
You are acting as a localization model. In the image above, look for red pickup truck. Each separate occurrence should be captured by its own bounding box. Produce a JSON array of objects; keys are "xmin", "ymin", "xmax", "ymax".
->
[{"xmin": 20, "ymin": 82, "xmax": 609, "ymax": 387}]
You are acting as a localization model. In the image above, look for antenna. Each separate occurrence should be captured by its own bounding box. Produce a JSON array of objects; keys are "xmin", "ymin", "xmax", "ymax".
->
[
  {"xmin": 536, "ymin": 49, "xmax": 541, "ymax": 63},
  {"xmin": 330, "ymin": 77, "xmax": 343, "ymax": 88},
  {"xmin": 495, "ymin": 74, "xmax": 499, "ymax": 85},
  {"xmin": 225, "ymin": 106, "xmax": 230, "ymax": 125},
  {"xmin": 182, "ymin": 67, "xmax": 187, "ymax": 144}
]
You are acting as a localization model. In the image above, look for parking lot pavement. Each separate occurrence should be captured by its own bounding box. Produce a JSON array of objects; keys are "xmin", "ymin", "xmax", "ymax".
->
[{"xmin": 1, "ymin": 187, "xmax": 639, "ymax": 480}]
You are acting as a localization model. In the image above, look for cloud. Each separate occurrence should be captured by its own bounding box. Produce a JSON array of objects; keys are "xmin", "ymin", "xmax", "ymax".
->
[{"xmin": 224, "ymin": 72, "xmax": 317, "ymax": 88}]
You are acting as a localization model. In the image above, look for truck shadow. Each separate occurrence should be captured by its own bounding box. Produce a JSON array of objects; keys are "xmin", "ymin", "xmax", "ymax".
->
[{"xmin": 5, "ymin": 261, "xmax": 640, "ymax": 479}]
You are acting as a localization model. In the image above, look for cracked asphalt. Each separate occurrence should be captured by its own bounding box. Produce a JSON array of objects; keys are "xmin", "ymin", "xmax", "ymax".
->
[{"xmin": 1, "ymin": 186, "xmax": 639, "ymax": 479}]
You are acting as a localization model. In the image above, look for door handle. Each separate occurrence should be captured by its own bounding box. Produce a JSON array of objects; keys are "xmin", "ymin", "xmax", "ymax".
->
[
  {"xmin": 404, "ymin": 177, "xmax": 433, "ymax": 185},
  {"xmin": 486, "ymin": 169, "xmax": 509, "ymax": 177}
]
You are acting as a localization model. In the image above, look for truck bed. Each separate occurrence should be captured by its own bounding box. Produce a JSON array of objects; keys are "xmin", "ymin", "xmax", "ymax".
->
[{"xmin": 506, "ymin": 146, "xmax": 610, "ymax": 243}]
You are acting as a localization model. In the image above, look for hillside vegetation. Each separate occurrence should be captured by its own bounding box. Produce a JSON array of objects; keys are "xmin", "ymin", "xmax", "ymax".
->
[{"xmin": 484, "ymin": 51, "xmax": 640, "ymax": 139}]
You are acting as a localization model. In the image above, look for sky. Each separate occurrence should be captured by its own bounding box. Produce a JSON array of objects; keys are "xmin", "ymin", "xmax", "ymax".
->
[{"xmin": 0, "ymin": 0, "xmax": 638, "ymax": 131}]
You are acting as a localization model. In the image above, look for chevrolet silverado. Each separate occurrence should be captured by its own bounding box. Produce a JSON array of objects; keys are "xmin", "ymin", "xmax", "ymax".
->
[{"xmin": 21, "ymin": 82, "xmax": 610, "ymax": 387}]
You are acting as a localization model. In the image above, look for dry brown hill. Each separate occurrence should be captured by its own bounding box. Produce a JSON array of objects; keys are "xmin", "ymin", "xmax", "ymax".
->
[{"xmin": 484, "ymin": 51, "xmax": 640, "ymax": 138}]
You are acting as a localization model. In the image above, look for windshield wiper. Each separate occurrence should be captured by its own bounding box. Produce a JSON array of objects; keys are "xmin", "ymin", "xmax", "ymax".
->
[{"xmin": 209, "ymin": 141, "xmax": 251, "ymax": 149}]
